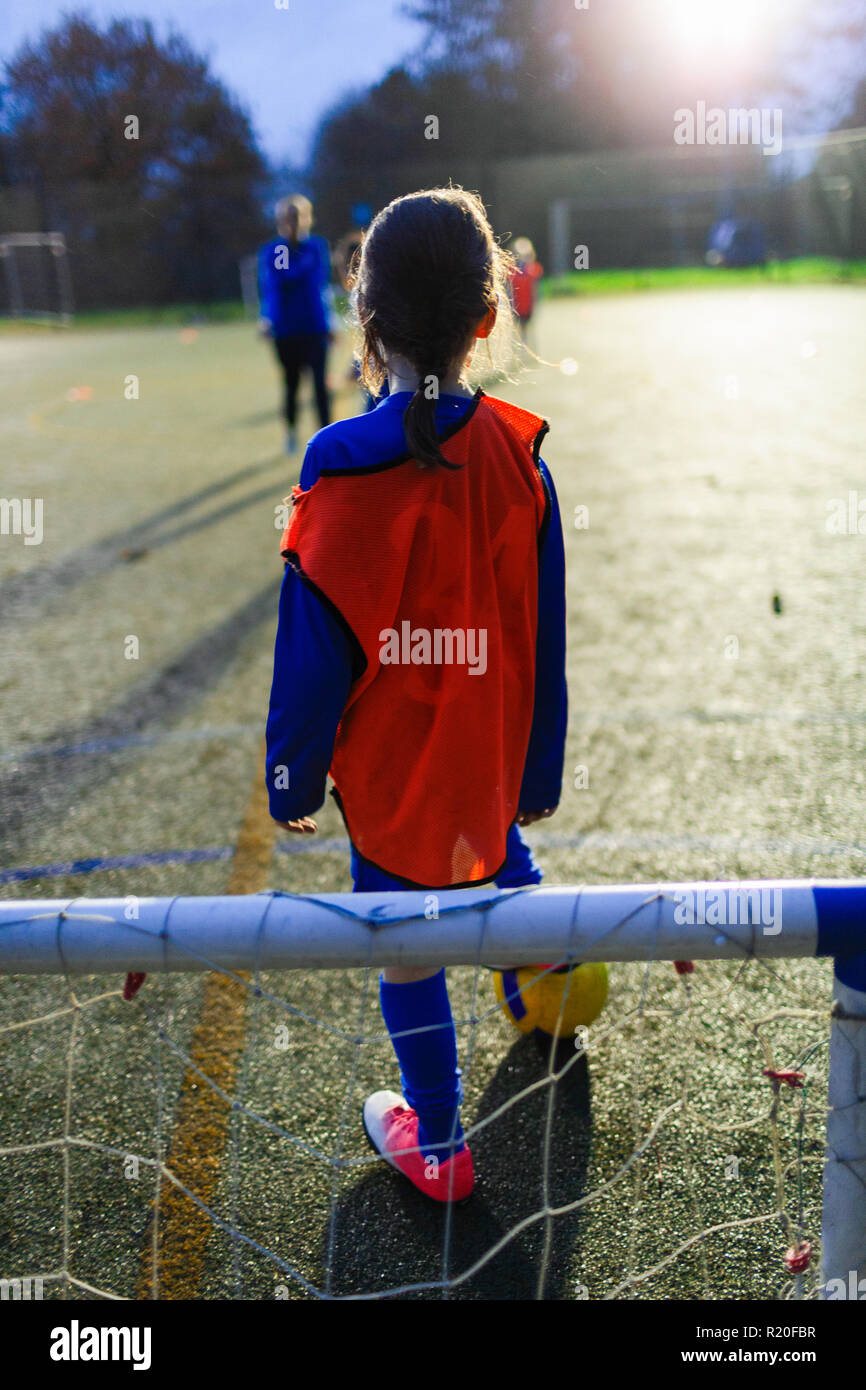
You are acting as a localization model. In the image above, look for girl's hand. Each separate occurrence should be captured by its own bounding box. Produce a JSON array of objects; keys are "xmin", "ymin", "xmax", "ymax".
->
[
  {"xmin": 276, "ymin": 816, "xmax": 318, "ymax": 834},
  {"xmin": 515, "ymin": 808, "xmax": 556, "ymax": 827},
  {"xmin": 257, "ymin": 317, "xmax": 273, "ymax": 339}
]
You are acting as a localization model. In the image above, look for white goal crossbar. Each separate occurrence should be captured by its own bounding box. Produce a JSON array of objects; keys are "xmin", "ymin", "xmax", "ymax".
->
[{"xmin": 1, "ymin": 879, "xmax": 864, "ymax": 1297}]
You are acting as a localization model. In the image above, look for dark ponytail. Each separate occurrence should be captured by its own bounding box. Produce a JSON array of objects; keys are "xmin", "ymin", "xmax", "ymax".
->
[
  {"xmin": 353, "ymin": 188, "xmax": 512, "ymax": 469},
  {"xmin": 403, "ymin": 361, "xmax": 450, "ymax": 469}
]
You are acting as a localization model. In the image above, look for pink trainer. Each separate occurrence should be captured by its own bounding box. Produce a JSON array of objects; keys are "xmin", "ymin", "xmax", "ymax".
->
[{"xmin": 362, "ymin": 1090, "xmax": 474, "ymax": 1203}]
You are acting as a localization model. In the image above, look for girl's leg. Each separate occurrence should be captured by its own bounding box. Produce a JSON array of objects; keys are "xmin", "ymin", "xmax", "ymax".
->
[
  {"xmin": 352, "ymin": 847, "xmax": 464, "ymax": 1156},
  {"xmin": 496, "ymin": 822, "xmax": 543, "ymax": 889},
  {"xmin": 382, "ymin": 965, "xmax": 440, "ymax": 984},
  {"xmin": 273, "ymin": 336, "xmax": 302, "ymax": 427},
  {"xmin": 307, "ymin": 333, "xmax": 331, "ymax": 429},
  {"xmin": 379, "ymin": 969, "xmax": 464, "ymax": 1157}
]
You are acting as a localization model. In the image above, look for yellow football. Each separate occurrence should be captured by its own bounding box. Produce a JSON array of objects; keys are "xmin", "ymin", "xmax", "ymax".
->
[{"xmin": 493, "ymin": 962, "xmax": 609, "ymax": 1038}]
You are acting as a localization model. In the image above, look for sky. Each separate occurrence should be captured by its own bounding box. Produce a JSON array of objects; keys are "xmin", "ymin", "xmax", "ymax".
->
[
  {"xmin": 1, "ymin": 0, "xmax": 423, "ymax": 167},
  {"xmin": 3, "ymin": 1, "xmax": 865, "ymax": 171}
]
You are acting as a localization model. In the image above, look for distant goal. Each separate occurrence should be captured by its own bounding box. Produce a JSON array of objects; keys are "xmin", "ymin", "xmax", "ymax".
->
[{"xmin": 0, "ymin": 232, "xmax": 74, "ymax": 325}]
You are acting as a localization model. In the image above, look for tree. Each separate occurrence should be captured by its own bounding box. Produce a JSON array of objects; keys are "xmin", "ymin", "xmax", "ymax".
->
[
  {"xmin": 2, "ymin": 13, "xmax": 268, "ymax": 306},
  {"xmin": 402, "ymin": 0, "xmax": 866, "ymax": 149}
]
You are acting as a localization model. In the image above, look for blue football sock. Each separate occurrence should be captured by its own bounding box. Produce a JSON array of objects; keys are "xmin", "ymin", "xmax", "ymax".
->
[{"xmin": 379, "ymin": 969, "xmax": 465, "ymax": 1157}]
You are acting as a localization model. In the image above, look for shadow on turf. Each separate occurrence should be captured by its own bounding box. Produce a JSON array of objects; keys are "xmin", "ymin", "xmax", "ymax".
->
[
  {"xmin": 324, "ymin": 1033, "xmax": 593, "ymax": 1300},
  {"xmin": 232, "ymin": 409, "xmax": 281, "ymax": 428},
  {"xmin": 0, "ymin": 453, "xmax": 287, "ymax": 631},
  {"xmin": 0, "ymin": 578, "xmax": 281, "ymax": 851}
]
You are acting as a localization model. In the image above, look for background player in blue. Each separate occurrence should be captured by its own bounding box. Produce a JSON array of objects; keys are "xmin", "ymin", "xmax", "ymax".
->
[
  {"xmin": 258, "ymin": 194, "xmax": 333, "ymax": 453},
  {"xmin": 265, "ymin": 189, "xmax": 568, "ymax": 1203}
]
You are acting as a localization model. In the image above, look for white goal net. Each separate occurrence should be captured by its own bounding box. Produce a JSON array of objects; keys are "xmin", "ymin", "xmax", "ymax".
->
[{"xmin": 0, "ymin": 883, "xmax": 862, "ymax": 1303}]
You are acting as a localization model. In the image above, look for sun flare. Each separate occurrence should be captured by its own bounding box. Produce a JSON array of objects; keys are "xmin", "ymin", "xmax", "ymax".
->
[{"xmin": 659, "ymin": 0, "xmax": 789, "ymax": 53}]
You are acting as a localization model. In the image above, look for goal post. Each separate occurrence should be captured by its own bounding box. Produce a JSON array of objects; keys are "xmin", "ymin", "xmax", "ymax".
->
[
  {"xmin": 823, "ymin": 962, "xmax": 866, "ymax": 1297},
  {"xmin": 1, "ymin": 878, "xmax": 863, "ymax": 1298},
  {"xmin": 0, "ymin": 880, "xmax": 863, "ymax": 974},
  {"xmin": 0, "ymin": 232, "xmax": 74, "ymax": 324}
]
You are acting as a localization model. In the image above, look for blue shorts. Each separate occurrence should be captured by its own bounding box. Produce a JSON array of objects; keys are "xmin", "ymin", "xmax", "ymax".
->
[{"xmin": 350, "ymin": 823, "xmax": 543, "ymax": 893}]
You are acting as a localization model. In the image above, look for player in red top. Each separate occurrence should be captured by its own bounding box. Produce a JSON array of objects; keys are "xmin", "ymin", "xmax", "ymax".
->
[{"xmin": 509, "ymin": 237, "xmax": 544, "ymax": 344}]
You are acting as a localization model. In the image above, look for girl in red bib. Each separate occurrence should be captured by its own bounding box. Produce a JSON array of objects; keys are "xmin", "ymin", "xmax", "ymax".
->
[{"xmin": 266, "ymin": 188, "xmax": 567, "ymax": 1202}]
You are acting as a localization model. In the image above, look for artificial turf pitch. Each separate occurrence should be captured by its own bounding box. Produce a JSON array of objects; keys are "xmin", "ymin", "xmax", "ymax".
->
[{"xmin": 1, "ymin": 287, "xmax": 865, "ymax": 1298}]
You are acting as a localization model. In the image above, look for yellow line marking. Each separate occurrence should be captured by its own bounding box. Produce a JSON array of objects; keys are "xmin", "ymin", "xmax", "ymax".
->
[{"xmin": 137, "ymin": 744, "xmax": 275, "ymax": 1299}]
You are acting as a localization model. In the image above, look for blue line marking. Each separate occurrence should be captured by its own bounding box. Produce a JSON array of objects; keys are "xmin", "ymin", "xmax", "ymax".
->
[
  {"xmin": 6, "ymin": 836, "xmax": 866, "ymax": 887},
  {"xmin": 0, "ymin": 837, "xmax": 352, "ymax": 884},
  {"xmin": 6, "ymin": 708, "xmax": 865, "ymax": 766},
  {"xmin": 0, "ymin": 725, "xmax": 259, "ymax": 764},
  {"xmin": 0, "ymin": 847, "xmax": 234, "ymax": 885}
]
